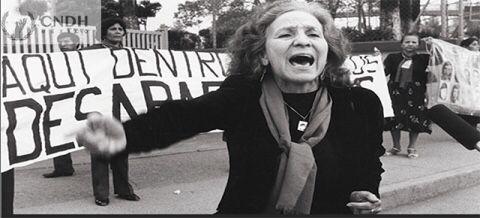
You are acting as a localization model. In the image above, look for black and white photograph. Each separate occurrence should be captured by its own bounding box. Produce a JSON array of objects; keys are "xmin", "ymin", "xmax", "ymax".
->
[{"xmin": 1, "ymin": 0, "xmax": 480, "ymax": 217}]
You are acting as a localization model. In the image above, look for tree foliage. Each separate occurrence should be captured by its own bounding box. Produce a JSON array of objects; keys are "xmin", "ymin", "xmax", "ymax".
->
[
  {"xmin": 18, "ymin": 0, "xmax": 49, "ymax": 19},
  {"xmin": 174, "ymin": 0, "xmax": 230, "ymax": 48},
  {"xmin": 101, "ymin": 0, "xmax": 123, "ymax": 19},
  {"xmin": 101, "ymin": 0, "xmax": 161, "ymax": 30},
  {"xmin": 136, "ymin": 0, "xmax": 162, "ymax": 30},
  {"xmin": 305, "ymin": 0, "xmax": 346, "ymax": 18},
  {"xmin": 199, "ymin": 0, "xmax": 253, "ymax": 48},
  {"xmin": 168, "ymin": 29, "xmax": 201, "ymax": 50}
]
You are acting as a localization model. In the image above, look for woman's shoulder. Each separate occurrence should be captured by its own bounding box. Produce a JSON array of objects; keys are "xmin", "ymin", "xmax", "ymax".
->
[
  {"xmin": 329, "ymin": 86, "xmax": 382, "ymax": 108},
  {"xmin": 221, "ymin": 74, "xmax": 260, "ymax": 90}
]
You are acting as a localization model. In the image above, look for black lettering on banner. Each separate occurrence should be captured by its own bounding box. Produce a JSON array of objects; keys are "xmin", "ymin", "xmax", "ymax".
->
[
  {"xmin": 112, "ymin": 84, "xmax": 138, "ymax": 119},
  {"xmin": 133, "ymin": 48, "xmax": 157, "ymax": 77},
  {"xmin": 4, "ymin": 99, "xmax": 43, "ymax": 165},
  {"xmin": 153, "ymin": 49, "xmax": 178, "ymax": 77},
  {"xmin": 202, "ymin": 81, "xmax": 222, "ymax": 94},
  {"xmin": 2, "ymin": 56, "xmax": 26, "ymax": 97},
  {"xmin": 348, "ymin": 56, "xmax": 358, "ymax": 74},
  {"xmin": 46, "ymin": 53, "xmax": 75, "ymax": 89},
  {"xmin": 111, "ymin": 49, "xmax": 135, "ymax": 79},
  {"xmin": 182, "ymin": 51, "xmax": 193, "ymax": 77},
  {"xmin": 352, "ymin": 76, "xmax": 374, "ymax": 86},
  {"xmin": 22, "ymin": 54, "xmax": 51, "ymax": 93},
  {"xmin": 179, "ymin": 82, "xmax": 193, "ymax": 100},
  {"xmin": 214, "ymin": 52, "xmax": 227, "ymax": 77},
  {"xmin": 76, "ymin": 51, "xmax": 91, "ymax": 84},
  {"xmin": 360, "ymin": 55, "xmax": 378, "ymax": 74},
  {"xmin": 43, "ymin": 92, "xmax": 76, "ymax": 155},
  {"xmin": 75, "ymin": 87, "xmax": 102, "ymax": 121},
  {"xmin": 141, "ymin": 80, "xmax": 172, "ymax": 110},
  {"xmin": 195, "ymin": 51, "xmax": 219, "ymax": 78}
]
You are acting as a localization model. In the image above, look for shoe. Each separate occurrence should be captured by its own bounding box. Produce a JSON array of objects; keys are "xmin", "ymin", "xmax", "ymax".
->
[
  {"xmin": 407, "ymin": 148, "xmax": 419, "ymax": 158},
  {"xmin": 95, "ymin": 198, "xmax": 109, "ymax": 206},
  {"xmin": 116, "ymin": 193, "xmax": 140, "ymax": 201},
  {"xmin": 42, "ymin": 171, "xmax": 74, "ymax": 178},
  {"xmin": 384, "ymin": 147, "xmax": 401, "ymax": 156}
]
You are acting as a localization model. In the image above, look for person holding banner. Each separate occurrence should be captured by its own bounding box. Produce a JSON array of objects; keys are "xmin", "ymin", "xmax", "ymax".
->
[
  {"xmin": 42, "ymin": 32, "xmax": 79, "ymax": 179},
  {"xmin": 457, "ymin": 37, "xmax": 480, "ymax": 128},
  {"xmin": 383, "ymin": 33, "xmax": 431, "ymax": 158},
  {"xmin": 82, "ymin": 17, "xmax": 140, "ymax": 206},
  {"xmin": 76, "ymin": 1, "xmax": 385, "ymax": 215},
  {"xmin": 460, "ymin": 37, "xmax": 479, "ymax": 52}
]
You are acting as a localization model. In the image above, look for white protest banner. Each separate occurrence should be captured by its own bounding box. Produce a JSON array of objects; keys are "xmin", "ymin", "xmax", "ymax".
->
[
  {"xmin": 425, "ymin": 38, "xmax": 480, "ymax": 116},
  {"xmin": 343, "ymin": 54, "xmax": 394, "ymax": 117},
  {"xmin": 1, "ymin": 48, "xmax": 228, "ymax": 172},
  {"xmin": 1, "ymin": 48, "xmax": 394, "ymax": 172}
]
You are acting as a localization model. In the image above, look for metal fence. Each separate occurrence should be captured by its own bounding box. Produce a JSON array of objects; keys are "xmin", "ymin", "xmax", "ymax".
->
[{"xmin": 2, "ymin": 26, "xmax": 168, "ymax": 53}]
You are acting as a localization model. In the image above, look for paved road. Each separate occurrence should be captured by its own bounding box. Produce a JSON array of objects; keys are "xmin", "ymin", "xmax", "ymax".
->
[
  {"xmin": 382, "ymin": 184, "xmax": 480, "ymax": 214},
  {"xmin": 11, "ymin": 127, "xmax": 480, "ymax": 214},
  {"xmin": 14, "ymin": 133, "xmax": 229, "ymax": 214}
]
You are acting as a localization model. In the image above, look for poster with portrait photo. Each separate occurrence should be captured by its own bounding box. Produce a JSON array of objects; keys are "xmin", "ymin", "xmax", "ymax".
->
[{"xmin": 425, "ymin": 38, "xmax": 480, "ymax": 117}]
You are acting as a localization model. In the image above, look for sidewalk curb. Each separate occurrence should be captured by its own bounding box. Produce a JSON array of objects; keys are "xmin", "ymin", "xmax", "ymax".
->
[{"xmin": 380, "ymin": 163, "xmax": 480, "ymax": 211}]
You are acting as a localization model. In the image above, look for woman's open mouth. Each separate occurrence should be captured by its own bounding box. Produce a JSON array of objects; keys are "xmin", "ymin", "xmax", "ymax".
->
[{"xmin": 289, "ymin": 54, "xmax": 314, "ymax": 67}]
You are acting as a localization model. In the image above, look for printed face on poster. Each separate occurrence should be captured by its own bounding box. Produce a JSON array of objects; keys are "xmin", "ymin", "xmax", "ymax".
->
[{"xmin": 425, "ymin": 38, "xmax": 480, "ymax": 117}]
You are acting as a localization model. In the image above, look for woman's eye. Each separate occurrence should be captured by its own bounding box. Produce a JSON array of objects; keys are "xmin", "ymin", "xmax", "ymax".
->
[
  {"xmin": 308, "ymin": 33, "xmax": 320, "ymax": 37},
  {"xmin": 278, "ymin": 34, "xmax": 291, "ymax": 38}
]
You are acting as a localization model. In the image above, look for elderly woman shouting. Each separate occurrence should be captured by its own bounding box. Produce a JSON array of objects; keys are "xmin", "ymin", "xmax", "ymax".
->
[{"xmin": 76, "ymin": 0, "xmax": 385, "ymax": 215}]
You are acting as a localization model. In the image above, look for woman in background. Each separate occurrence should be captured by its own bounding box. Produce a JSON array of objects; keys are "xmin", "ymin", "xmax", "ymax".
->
[{"xmin": 82, "ymin": 17, "xmax": 140, "ymax": 206}]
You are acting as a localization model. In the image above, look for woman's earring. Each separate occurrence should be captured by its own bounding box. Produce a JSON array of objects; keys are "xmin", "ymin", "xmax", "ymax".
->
[
  {"xmin": 261, "ymin": 58, "xmax": 269, "ymax": 66},
  {"xmin": 260, "ymin": 67, "xmax": 266, "ymax": 82}
]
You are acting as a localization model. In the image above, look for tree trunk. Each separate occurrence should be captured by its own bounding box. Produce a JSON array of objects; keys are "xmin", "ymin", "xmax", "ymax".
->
[
  {"xmin": 458, "ymin": 0, "xmax": 464, "ymax": 41},
  {"xmin": 440, "ymin": 0, "xmax": 447, "ymax": 39},
  {"xmin": 368, "ymin": 0, "xmax": 372, "ymax": 28},
  {"xmin": 212, "ymin": 12, "xmax": 217, "ymax": 49},
  {"xmin": 357, "ymin": 0, "xmax": 364, "ymax": 32},
  {"xmin": 380, "ymin": 0, "xmax": 401, "ymax": 40},
  {"xmin": 399, "ymin": 0, "xmax": 420, "ymax": 34}
]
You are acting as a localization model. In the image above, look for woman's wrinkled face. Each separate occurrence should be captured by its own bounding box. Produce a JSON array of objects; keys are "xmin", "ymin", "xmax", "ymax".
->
[
  {"xmin": 264, "ymin": 10, "xmax": 328, "ymax": 90},
  {"xmin": 105, "ymin": 23, "xmax": 125, "ymax": 43}
]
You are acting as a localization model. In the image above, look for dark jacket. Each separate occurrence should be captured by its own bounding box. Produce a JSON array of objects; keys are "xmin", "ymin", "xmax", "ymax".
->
[
  {"xmin": 384, "ymin": 52, "xmax": 430, "ymax": 90},
  {"xmin": 123, "ymin": 75, "xmax": 385, "ymax": 214}
]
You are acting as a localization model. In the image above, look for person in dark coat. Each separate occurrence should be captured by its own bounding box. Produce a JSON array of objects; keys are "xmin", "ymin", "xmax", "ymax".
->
[
  {"xmin": 76, "ymin": 1, "xmax": 385, "ymax": 215},
  {"xmin": 383, "ymin": 33, "xmax": 432, "ymax": 158},
  {"xmin": 82, "ymin": 17, "xmax": 140, "ymax": 206},
  {"xmin": 42, "ymin": 32, "xmax": 79, "ymax": 178},
  {"xmin": 2, "ymin": 169, "xmax": 14, "ymax": 216}
]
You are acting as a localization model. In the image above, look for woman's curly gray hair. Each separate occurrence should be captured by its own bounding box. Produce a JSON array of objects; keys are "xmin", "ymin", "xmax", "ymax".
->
[{"xmin": 227, "ymin": 0, "xmax": 350, "ymax": 81}]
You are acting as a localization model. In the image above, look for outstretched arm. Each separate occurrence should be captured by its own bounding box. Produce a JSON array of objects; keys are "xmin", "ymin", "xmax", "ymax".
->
[{"xmin": 76, "ymin": 75, "xmax": 253, "ymax": 156}]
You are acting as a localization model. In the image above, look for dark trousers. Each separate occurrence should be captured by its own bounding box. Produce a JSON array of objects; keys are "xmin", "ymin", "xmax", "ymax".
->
[
  {"xmin": 53, "ymin": 154, "xmax": 74, "ymax": 173},
  {"xmin": 90, "ymin": 153, "xmax": 133, "ymax": 200},
  {"xmin": 2, "ymin": 169, "xmax": 14, "ymax": 217}
]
